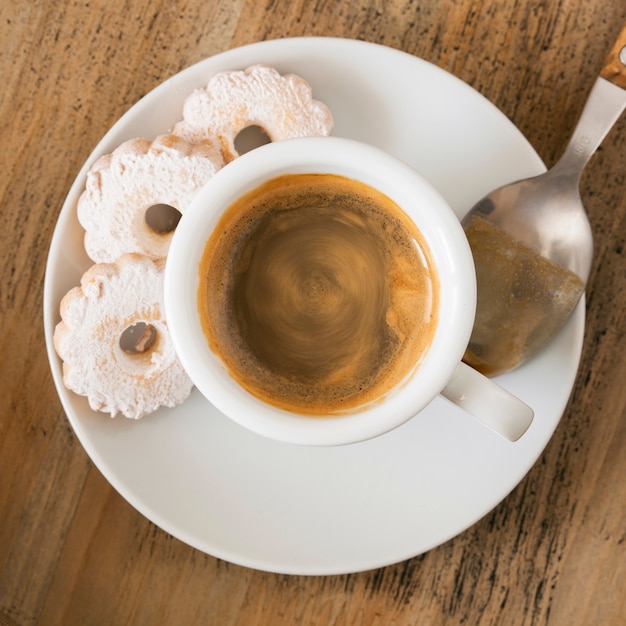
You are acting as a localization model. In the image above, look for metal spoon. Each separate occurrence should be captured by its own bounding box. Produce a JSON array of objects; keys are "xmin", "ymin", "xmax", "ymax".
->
[{"xmin": 462, "ymin": 23, "xmax": 626, "ymax": 377}]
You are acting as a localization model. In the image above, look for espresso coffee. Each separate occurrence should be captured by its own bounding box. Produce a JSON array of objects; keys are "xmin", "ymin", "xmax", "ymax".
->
[{"xmin": 198, "ymin": 173, "xmax": 439, "ymax": 415}]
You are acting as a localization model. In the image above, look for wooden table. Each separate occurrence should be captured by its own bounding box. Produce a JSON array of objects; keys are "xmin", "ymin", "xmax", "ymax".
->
[{"xmin": 2, "ymin": 1, "xmax": 625, "ymax": 624}]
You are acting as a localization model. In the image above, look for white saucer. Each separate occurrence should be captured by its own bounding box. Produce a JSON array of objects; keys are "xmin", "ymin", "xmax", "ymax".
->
[{"xmin": 43, "ymin": 37, "xmax": 584, "ymax": 575}]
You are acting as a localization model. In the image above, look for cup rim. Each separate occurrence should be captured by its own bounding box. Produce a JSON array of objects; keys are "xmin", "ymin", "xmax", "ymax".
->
[{"xmin": 164, "ymin": 137, "xmax": 476, "ymax": 446}]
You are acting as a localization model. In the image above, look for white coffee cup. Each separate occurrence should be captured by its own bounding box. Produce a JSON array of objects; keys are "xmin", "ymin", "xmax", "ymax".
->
[{"xmin": 165, "ymin": 137, "xmax": 533, "ymax": 446}]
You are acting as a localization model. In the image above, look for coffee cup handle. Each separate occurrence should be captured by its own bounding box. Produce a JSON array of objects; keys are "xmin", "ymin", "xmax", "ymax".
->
[{"xmin": 440, "ymin": 361, "xmax": 534, "ymax": 441}]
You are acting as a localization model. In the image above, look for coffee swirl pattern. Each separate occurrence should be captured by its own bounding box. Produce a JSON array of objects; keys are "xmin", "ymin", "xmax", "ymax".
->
[{"xmin": 198, "ymin": 174, "xmax": 439, "ymax": 415}]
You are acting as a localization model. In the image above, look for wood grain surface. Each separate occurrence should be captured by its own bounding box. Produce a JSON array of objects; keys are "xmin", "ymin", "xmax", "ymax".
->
[{"xmin": 1, "ymin": 1, "xmax": 625, "ymax": 624}]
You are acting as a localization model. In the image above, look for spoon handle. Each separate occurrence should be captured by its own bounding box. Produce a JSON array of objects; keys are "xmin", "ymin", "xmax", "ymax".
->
[
  {"xmin": 600, "ymin": 22, "xmax": 626, "ymax": 89},
  {"xmin": 554, "ymin": 24, "xmax": 626, "ymax": 176}
]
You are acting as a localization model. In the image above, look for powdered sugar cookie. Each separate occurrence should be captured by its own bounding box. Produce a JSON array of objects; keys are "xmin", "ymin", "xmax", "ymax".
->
[
  {"xmin": 173, "ymin": 65, "xmax": 333, "ymax": 161},
  {"xmin": 54, "ymin": 254, "xmax": 193, "ymax": 419},
  {"xmin": 77, "ymin": 134, "xmax": 224, "ymax": 263}
]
